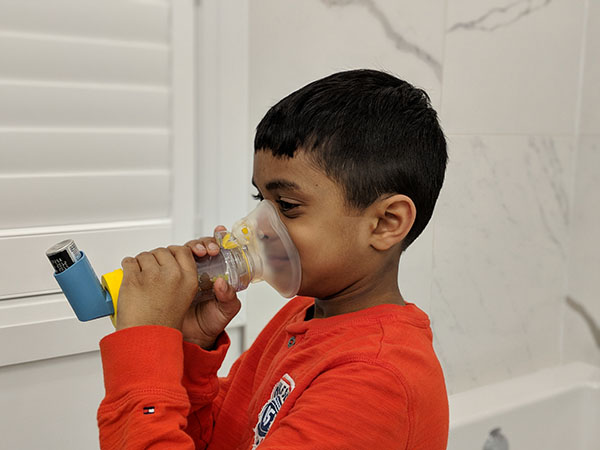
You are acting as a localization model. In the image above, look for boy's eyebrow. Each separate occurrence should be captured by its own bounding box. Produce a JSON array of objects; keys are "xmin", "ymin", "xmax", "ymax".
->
[{"xmin": 252, "ymin": 178, "xmax": 301, "ymax": 192}]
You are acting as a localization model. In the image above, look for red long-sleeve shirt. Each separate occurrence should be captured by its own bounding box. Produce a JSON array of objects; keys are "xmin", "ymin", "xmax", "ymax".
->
[{"xmin": 97, "ymin": 296, "xmax": 448, "ymax": 449}]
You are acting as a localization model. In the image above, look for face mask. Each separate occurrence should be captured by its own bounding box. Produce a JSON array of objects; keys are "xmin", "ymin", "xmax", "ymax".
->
[
  {"xmin": 198, "ymin": 200, "xmax": 302, "ymax": 300},
  {"xmin": 46, "ymin": 200, "xmax": 302, "ymax": 325}
]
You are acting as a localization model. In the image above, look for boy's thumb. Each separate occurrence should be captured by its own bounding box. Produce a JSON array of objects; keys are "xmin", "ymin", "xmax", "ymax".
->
[{"xmin": 214, "ymin": 278, "xmax": 242, "ymax": 318}]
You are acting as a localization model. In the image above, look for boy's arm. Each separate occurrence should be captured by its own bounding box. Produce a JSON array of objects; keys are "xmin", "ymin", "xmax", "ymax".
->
[
  {"xmin": 257, "ymin": 361, "xmax": 423, "ymax": 450},
  {"xmin": 97, "ymin": 242, "xmax": 241, "ymax": 449},
  {"xmin": 97, "ymin": 325, "xmax": 230, "ymax": 450},
  {"xmin": 181, "ymin": 331, "xmax": 243, "ymax": 447}
]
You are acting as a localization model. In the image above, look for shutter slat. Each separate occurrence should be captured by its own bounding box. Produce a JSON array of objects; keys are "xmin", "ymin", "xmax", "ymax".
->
[
  {"xmin": 0, "ymin": 83, "xmax": 169, "ymax": 127},
  {"xmin": 0, "ymin": 222, "xmax": 172, "ymax": 299},
  {"xmin": 0, "ymin": 129, "xmax": 170, "ymax": 173},
  {"xmin": 0, "ymin": 32, "xmax": 169, "ymax": 85},
  {"xmin": 0, "ymin": 173, "xmax": 171, "ymax": 229},
  {"xmin": 0, "ymin": 0, "xmax": 169, "ymax": 43}
]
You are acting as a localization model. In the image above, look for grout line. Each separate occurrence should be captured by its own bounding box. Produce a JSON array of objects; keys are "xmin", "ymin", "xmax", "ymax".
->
[
  {"xmin": 430, "ymin": 220, "xmax": 436, "ymax": 315},
  {"xmin": 560, "ymin": 0, "xmax": 591, "ymax": 364},
  {"xmin": 444, "ymin": 132, "xmax": 581, "ymax": 137},
  {"xmin": 439, "ymin": 0, "xmax": 450, "ymax": 115},
  {"xmin": 573, "ymin": 0, "xmax": 590, "ymax": 141}
]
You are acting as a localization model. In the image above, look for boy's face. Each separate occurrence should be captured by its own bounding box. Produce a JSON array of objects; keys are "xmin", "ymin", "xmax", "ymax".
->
[{"xmin": 252, "ymin": 150, "xmax": 374, "ymax": 299}]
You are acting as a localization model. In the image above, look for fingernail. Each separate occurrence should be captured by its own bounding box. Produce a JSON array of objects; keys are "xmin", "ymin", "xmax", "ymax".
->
[
  {"xmin": 208, "ymin": 243, "xmax": 219, "ymax": 252},
  {"xmin": 195, "ymin": 244, "xmax": 205, "ymax": 252}
]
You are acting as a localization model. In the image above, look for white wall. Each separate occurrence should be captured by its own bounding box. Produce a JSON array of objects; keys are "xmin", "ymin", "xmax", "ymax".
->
[
  {"xmin": 245, "ymin": 0, "xmax": 599, "ymax": 395},
  {"xmin": 0, "ymin": 352, "xmax": 105, "ymax": 449},
  {"xmin": 0, "ymin": 327, "xmax": 244, "ymax": 450}
]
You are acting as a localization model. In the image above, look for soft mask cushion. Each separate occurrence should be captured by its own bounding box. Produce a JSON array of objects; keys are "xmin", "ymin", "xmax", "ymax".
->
[{"xmin": 231, "ymin": 201, "xmax": 301, "ymax": 298}]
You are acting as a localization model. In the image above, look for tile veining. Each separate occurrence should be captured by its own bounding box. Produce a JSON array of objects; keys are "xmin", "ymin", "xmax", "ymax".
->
[
  {"xmin": 321, "ymin": 0, "xmax": 442, "ymax": 80},
  {"xmin": 448, "ymin": 0, "xmax": 553, "ymax": 33},
  {"xmin": 566, "ymin": 296, "xmax": 600, "ymax": 350}
]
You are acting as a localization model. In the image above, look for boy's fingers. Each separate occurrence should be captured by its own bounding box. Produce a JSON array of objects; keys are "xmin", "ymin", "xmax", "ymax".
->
[
  {"xmin": 151, "ymin": 247, "xmax": 176, "ymax": 266},
  {"xmin": 213, "ymin": 278, "xmax": 241, "ymax": 316},
  {"xmin": 197, "ymin": 238, "xmax": 220, "ymax": 256},
  {"xmin": 185, "ymin": 240, "xmax": 207, "ymax": 257},
  {"xmin": 168, "ymin": 245, "xmax": 197, "ymax": 273},
  {"xmin": 206, "ymin": 241, "xmax": 220, "ymax": 255},
  {"xmin": 185, "ymin": 237, "xmax": 220, "ymax": 257},
  {"xmin": 214, "ymin": 225, "xmax": 226, "ymax": 232},
  {"xmin": 121, "ymin": 256, "xmax": 140, "ymax": 275},
  {"xmin": 136, "ymin": 251, "xmax": 159, "ymax": 271}
]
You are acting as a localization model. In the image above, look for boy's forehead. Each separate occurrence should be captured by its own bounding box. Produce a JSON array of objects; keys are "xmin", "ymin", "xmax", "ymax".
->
[
  {"xmin": 253, "ymin": 150, "xmax": 349, "ymax": 206},
  {"xmin": 253, "ymin": 151, "xmax": 322, "ymax": 190}
]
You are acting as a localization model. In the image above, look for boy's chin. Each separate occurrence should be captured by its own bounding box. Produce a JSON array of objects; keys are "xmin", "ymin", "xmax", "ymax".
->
[
  {"xmin": 294, "ymin": 286, "xmax": 316, "ymax": 299},
  {"xmin": 294, "ymin": 286, "xmax": 333, "ymax": 300}
]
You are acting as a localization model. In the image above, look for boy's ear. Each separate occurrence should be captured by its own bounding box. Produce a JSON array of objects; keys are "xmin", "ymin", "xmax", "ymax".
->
[{"xmin": 368, "ymin": 194, "xmax": 416, "ymax": 251}]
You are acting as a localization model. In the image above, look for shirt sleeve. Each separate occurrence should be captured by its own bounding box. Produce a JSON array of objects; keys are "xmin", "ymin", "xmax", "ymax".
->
[
  {"xmin": 258, "ymin": 361, "xmax": 412, "ymax": 450},
  {"xmin": 181, "ymin": 332, "xmax": 247, "ymax": 448},
  {"xmin": 97, "ymin": 325, "xmax": 230, "ymax": 450}
]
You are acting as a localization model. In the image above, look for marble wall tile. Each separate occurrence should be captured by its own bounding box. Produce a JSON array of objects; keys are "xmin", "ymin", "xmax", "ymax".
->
[
  {"xmin": 249, "ymin": 0, "xmax": 446, "ymax": 129},
  {"xmin": 580, "ymin": 1, "xmax": 600, "ymax": 134},
  {"xmin": 399, "ymin": 223, "xmax": 434, "ymax": 315},
  {"xmin": 441, "ymin": 0, "xmax": 585, "ymax": 135},
  {"xmin": 564, "ymin": 135, "xmax": 600, "ymax": 366},
  {"xmin": 430, "ymin": 134, "xmax": 574, "ymax": 393}
]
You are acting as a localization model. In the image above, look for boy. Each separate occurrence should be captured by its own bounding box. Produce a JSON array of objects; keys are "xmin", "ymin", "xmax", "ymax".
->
[{"xmin": 98, "ymin": 69, "xmax": 449, "ymax": 449}]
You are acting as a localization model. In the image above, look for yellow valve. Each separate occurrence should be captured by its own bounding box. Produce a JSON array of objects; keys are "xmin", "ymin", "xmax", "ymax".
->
[
  {"xmin": 221, "ymin": 233, "xmax": 239, "ymax": 250},
  {"xmin": 101, "ymin": 268, "xmax": 123, "ymax": 328}
]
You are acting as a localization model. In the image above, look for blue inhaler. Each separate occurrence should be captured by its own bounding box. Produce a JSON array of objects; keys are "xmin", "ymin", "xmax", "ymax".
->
[
  {"xmin": 46, "ymin": 201, "xmax": 302, "ymax": 326},
  {"xmin": 46, "ymin": 240, "xmax": 115, "ymax": 322}
]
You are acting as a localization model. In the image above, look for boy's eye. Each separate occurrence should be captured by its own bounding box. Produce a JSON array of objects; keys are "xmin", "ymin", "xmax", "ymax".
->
[
  {"xmin": 276, "ymin": 199, "xmax": 299, "ymax": 213},
  {"xmin": 251, "ymin": 191, "xmax": 299, "ymax": 215}
]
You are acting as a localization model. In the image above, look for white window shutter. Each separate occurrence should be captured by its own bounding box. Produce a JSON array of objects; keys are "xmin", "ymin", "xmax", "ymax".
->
[{"xmin": 0, "ymin": 0, "xmax": 196, "ymax": 365}]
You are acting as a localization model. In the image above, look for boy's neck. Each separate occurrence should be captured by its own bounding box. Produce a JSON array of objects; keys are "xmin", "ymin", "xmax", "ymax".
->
[{"xmin": 311, "ymin": 264, "xmax": 406, "ymax": 319}]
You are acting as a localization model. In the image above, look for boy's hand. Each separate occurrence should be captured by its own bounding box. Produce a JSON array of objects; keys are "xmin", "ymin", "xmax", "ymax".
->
[
  {"xmin": 181, "ymin": 226, "xmax": 242, "ymax": 350},
  {"xmin": 116, "ymin": 245, "xmax": 199, "ymax": 331}
]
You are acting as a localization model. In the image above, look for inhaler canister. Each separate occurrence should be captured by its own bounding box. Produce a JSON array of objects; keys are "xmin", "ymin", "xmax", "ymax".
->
[{"xmin": 46, "ymin": 239, "xmax": 82, "ymax": 273}]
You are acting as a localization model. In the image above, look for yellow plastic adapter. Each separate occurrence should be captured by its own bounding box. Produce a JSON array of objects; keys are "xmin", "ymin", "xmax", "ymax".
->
[{"xmin": 101, "ymin": 268, "xmax": 123, "ymax": 328}]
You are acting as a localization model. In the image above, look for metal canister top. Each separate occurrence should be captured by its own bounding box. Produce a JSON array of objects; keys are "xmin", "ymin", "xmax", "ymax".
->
[{"xmin": 46, "ymin": 239, "xmax": 82, "ymax": 274}]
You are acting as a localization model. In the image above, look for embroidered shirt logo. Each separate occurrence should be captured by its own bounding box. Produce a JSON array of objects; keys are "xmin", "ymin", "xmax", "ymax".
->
[{"xmin": 253, "ymin": 373, "xmax": 295, "ymax": 448}]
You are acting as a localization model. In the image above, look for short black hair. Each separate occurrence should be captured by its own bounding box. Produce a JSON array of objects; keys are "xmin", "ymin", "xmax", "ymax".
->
[{"xmin": 254, "ymin": 69, "xmax": 447, "ymax": 251}]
